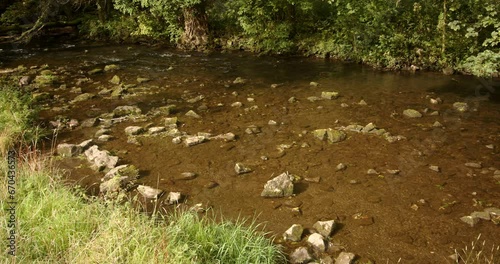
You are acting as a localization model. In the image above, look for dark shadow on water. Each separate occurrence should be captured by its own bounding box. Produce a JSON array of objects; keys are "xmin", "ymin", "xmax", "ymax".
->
[{"xmin": 294, "ymin": 182, "xmax": 309, "ymax": 195}]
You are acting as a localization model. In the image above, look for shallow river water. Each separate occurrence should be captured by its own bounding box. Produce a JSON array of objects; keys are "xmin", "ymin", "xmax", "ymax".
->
[{"xmin": 1, "ymin": 42, "xmax": 499, "ymax": 263}]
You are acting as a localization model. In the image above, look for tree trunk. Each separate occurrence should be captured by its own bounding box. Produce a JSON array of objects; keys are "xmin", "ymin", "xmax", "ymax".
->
[
  {"xmin": 97, "ymin": 0, "xmax": 113, "ymax": 22},
  {"xmin": 179, "ymin": 2, "xmax": 210, "ymax": 51}
]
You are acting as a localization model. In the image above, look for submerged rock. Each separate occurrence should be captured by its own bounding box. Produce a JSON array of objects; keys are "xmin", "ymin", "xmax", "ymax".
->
[
  {"xmin": 176, "ymin": 172, "xmax": 197, "ymax": 181},
  {"xmin": 261, "ymin": 172, "xmax": 294, "ymax": 198},
  {"xmin": 453, "ymin": 102, "xmax": 469, "ymax": 112},
  {"xmin": 321, "ymin": 91, "xmax": 339, "ymax": 99},
  {"xmin": 403, "ymin": 109, "xmax": 422, "ymax": 118},
  {"xmin": 104, "ymin": 64, "xmax": 120, "ymax": 72},
  {"xmin": 109, "ymin": 75, "xmax": 121, "ymax": 85},
  {"xmin": 460, "ymin": 215, "xmax": 480, "ymax": 227},
  {"xmin": 113, "ymin": 105, "xmax": 142, "ymax": 117},
  {"xmin": 336, "ymin": 163, "xmax": 347, "ymax": 171},
  {"xmin": 185, "ymin": 110, "xmax": 201, "ymax": 119},
  {"xmin": 71, "ymin": 93, "xmax": 95, "ymax": 103},
  {"xmin": 233, "ymin": 77, "xmax": 246, "ymax": 84},
  {"xmin": 235, "ymin": 162, "xmax": 252, "ymax": 175}
]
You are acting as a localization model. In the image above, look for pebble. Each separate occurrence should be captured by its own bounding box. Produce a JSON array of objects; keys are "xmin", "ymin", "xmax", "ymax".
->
[
  {"xmin": 268, "ymin": 120, "xmax": 278, "ymax": 125},
  {"xmin": 429, "ymin": 165, "xmax": 440, "ymax": 172},
  {"xmin": 336, "ymin": 163, "xmax": 347, "ymax": 171},
  {"xmin": 177, "ymin": 172, "xmax": 197, "ymax": 181},
  {"xmin": 465, "ymin": 162, "xmax": 482, "ymax": 169},
  {"xmin": 387, "ymin": 169, "xmax": 400, "ymax": 175},
  {"xmin": 358, "ymin": 100, "xmax": 367, "ymax": 105},
  {"xmin": 433, "ymin": 121, "xmax": 443, "ymax": 127},
  {"xmin": 234, "ymin": 162, "xmax": 252, "ymax": 174},
  {"xmin": 204, "ymin": 181, "xmax": 219, "ymax": 189},
  {"xmin": 430, "ymin": 98, "xmax": 442, "ymax": 104},
  {"xmin": 310, "ymin": 81, "xmax": 319, "ymax": 87},
  {"xmin": 486, "ymin": 144, "xmax": 495, "ymax": 149},
  {"xmin": 367, "ymin": 169, "xmax": 378, "ymax": 175}
]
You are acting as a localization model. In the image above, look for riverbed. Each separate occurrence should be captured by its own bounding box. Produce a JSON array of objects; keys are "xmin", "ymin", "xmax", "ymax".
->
[{"xmin": 1, "ymin": 42, "xmax": 499, "ymax": 263}]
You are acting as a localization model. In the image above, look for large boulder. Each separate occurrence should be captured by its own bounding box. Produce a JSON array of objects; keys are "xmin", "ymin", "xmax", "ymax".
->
[
  {"xmin": 137, "ymin": 185, "xmax": 163, "ymax": 199},
  {"xmin": 84, "ymin": 145, "xmax": 118, "ymax": 171},
  {"xmin": 261, "ymin": 172, "xmax": 294, "ymax": 198},
  {"xmin": 290, "ymin": 247, "xmax": 312, "ymax": 264},
  {"xmin": 307, "ymin": 233, "xmax": 326, "ymax": 252},
  {"xmin": 103, "ymin": 164, "xmax": 139, "ymax": 182},
  {"xmin": 283, "ymin": 224, "xmax": 303, "ymax": 242},
  {"xmin": 313, "ymin": 220, "xmax": 336, "ymax": 237},
  {"xmin": 56, "ymin": 143, "xmax": 82, "ymax": 157}
]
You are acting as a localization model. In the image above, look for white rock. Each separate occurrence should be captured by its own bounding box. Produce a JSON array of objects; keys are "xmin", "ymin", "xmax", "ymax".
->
[
  {"xmin": 148, "ymin": 126, "xmax": 166, "ymax": 134},
  {"xmin": 290, "ymin": 247, "xmax": 312, "ymax": 264},
  {"xmin": 235, "ymin": 163, "xmax": 252, "ymax": 174},
  {"xmin": 313, "ymin": 220, "xmax": 336, "ymax": 237},
  {"xmin": 184, "ymin": 136, "xmax": 206, "ymax": 146},
  {"xmin": 137, "ymin": 185, "xmax": 163, "ymax": 199},
  {"xmin": 185, "ymin": 110, "xmax": 201, "ymax": 118},
  {"xmin": 335, "ymin": 252, "xmax": 356, "ymax": 264},
  {"xmin": 125, "ymin": 126, "xmax": 144, "ymax": 136},
  {"xmin": 172, "ymin": 137, "xmax": 182, "ymax": 144},
  {"xmin": 166, "ymin": 192, "xmax": 182, "ymax": 204},
  {"xmin": 283, "ymin": 224, "xmax": 304, "ymax": 242},
  {"xmin": 306, "ymin": 233, "xmax": 326, "ymax": 252}
]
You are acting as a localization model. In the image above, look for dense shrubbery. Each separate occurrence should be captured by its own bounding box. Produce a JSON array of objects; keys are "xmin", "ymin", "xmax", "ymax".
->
[{"xmin": 1, "ymin": 0, "xmax": 499, "ymax": 76}]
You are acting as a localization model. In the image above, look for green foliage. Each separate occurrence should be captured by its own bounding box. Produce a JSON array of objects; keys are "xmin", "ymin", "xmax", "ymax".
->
[
  {"xmin": 3, "ymin": 0, "xmax": 499, "ymax": 76},
  {"xmin": 80, "ymin": 14, "xmax": 140, "ymax": 41},
  {"xmin": 0, "ymin": 81, "xmax": 38, "ymax": 156},
  {"xmin": 459, "ymin": 50, "xmax": 500, "ymax": 77},
  {"xmin": 164, "ymin": 211, "xmax": 285, "ymax": 263},
  {"xmin": 111, "ymin": 0, "xmax": 205, "ymax": 43}
]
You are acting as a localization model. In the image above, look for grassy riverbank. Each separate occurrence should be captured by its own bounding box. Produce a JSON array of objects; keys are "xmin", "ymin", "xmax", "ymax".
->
[{"xmin": 0, "ymin": 84, "xmax": 285, "ymax": 263}]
